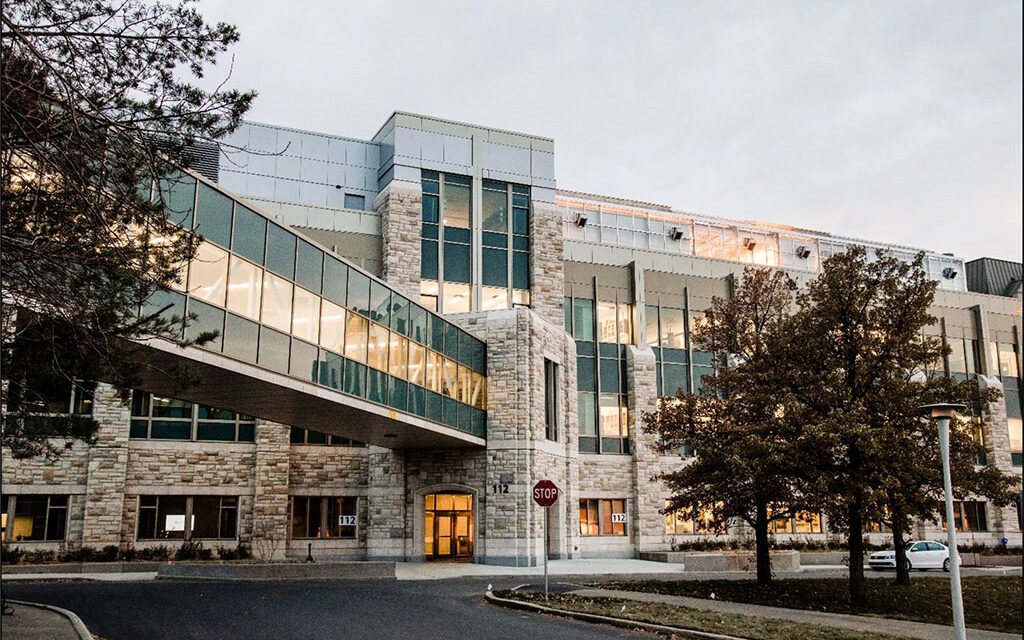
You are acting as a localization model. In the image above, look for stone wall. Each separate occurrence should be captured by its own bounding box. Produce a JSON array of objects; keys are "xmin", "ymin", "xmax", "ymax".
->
[
  {"xmin": 251, "ymin": 420, "xmax": 290, "ymax": 560},
  {"xmin": 376, "ymin": 179, "xmax": 422, "ymax": 301},
  {"xmin": 531, "ymin": 201, "xmax": 566, "ymax": 329},
  {"xmin": 80, "ymin": 384, "xmax": 131, "ymax": 548}
]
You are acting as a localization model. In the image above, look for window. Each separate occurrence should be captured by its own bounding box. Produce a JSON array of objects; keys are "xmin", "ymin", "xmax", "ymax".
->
[
  {"xmin": 997, "ymin": 343, "xmax": 1020, "ymax": 378},
  {"xmin": 664, "ymin": 502, "xmax": 723, "ymax": 535},
  {"xmin": 1009, "ymin": 418, "xmax": 1022, "ymax": 467},
  {"xmin": 129, "ymin": 390, "xmax": 255, "ymax": 442},
  {"xmin": 188, "ymin": 241, "xmax": 229, "ymax": 306},
  {"xmin": 940, "ymin": 501, "xmax": 988, "ymax": 532},
  {"xmin": 579, "ymin": 499, "xmax": 627, "ymax": 536},
  {"xmin": 290, "ymin": 496, "xmax": 357, "ymax": 538},
  {"xmin": 3, "ymin": 495, "xmax": 68, "ymax": 541},
  {"xmin": 768, "ymin": 509, "xmax": 823, "ymax": 534},
  {"xmin": 137, "ymin": 495, "xmax": 237, "ymax": 540},
  {"xmin": 344, "ymin": 193, "xmax": 366, "ymax": 211},
  {"xmin": 545, "ymin": 359, "xmax": 559, "ymax": 441},
  {"xmin": 226, "ymin": 256, "xmax": 263, "ymax": 321},
  {"xmin": 289, "ymin": 427, "xmax": 363, "ymax": 446}
]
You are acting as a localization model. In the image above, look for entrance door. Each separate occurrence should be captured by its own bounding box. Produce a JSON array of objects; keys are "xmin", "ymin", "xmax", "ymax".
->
[{"xmin": 424, "ymin": 493, "xmax": 473, "ymax": 560}]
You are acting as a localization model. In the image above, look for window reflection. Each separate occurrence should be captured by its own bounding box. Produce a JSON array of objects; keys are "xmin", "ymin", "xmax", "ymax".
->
[
  {"xmin": 226, "ymin": 256, "xmax": 262, "ymax": 321},
  {"xmin": 443, "ymin": 283, "xmax": 470, "ymax": 314},
  {"xmin": 408, "ymin": 342, "xmax": 425, "ymax": 386},
  {"xmin": 344, "ymin": 313, "xmax": 368, "ymax": 363},
  {"xmin": 366, "ymin": 322, "xmax": 390, "ymax": 371},
  {"xmin": 189, "ymin": 242, "xmax": 229, "ymax": 306},
  {"xmin": 389, "ymin": 332, "xmax": 408, "ymax": 379},
  {"xmin": 260, "ymin": 272, "xmax": 293, "ymax": 333},
  {"xmin": 292, "ymin": 286, "xmax": 320, "ymax": 343},
  {"xmin": 319, "ymin": 300, "xmax": 345, "ymax": 353}
]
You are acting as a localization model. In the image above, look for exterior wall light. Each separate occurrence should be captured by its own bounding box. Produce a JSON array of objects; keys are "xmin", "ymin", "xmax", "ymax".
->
[
  {"xmin": 796, "ymin": 246, "xmax": 812, "ymax": 259},
  {"xmin": 942, "ymin": 267, "xmax": 958, "ymax": 279},
  {"xmin": 668, "ymin": 226, "xmax": 685, "ymax": 241},
  {"xmin": 742, "ymin": 237, "xmax": 756, "ymax": 250},
  {"xmin": 574, "ymin": 213, "xmax": 588, "ymax": 228}
]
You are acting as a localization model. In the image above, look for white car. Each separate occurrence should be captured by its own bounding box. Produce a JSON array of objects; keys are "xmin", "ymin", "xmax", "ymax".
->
[{"xmin": 869, "ymin": 540, "xmax": 956, "ymax": 572}]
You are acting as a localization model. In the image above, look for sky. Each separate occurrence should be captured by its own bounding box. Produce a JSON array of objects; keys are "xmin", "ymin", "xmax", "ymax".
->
[{"xmin": 200, "ymin": 0, "xmax": 1022, "ymax": 262}]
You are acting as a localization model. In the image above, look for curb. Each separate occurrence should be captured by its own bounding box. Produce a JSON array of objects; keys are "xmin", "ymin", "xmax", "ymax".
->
[
  {"xmin": 484, "ymin": 590, "xmax": 747, "ymax": 640},
  {"xmin": 8, "ymin": 599, "xmax": 92, "ymax": 640}
]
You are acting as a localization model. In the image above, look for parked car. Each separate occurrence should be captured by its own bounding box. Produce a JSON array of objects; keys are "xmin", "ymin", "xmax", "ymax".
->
[{"xmin": 869, "ymin": 540, "xmax": 956, "ymax": 571}]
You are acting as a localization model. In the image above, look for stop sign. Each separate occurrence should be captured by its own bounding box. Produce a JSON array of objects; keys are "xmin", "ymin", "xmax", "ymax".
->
[{"xmin": 532, "ymin": 480, "xmax": 559, "ymax": 507}]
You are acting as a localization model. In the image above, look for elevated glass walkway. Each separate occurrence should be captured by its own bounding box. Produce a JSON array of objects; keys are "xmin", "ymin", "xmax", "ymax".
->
[{"xmin": 133, "ymin": 171, "xmax": 486, "ymax": 449}]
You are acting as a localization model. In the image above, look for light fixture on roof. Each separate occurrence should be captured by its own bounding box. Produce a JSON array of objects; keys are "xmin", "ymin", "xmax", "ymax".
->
[
  {"xmin": 574, "ymin": 212, "xmax": 588, "ymax": 228},
  {"xmin": 942, "ymin": 267, "xmax": 958, "ymax": 280},
  {"xmin": 667, "ymin": 226, "xmax": 686, "ymax": 241},
  {"xmin": 742, "ymin": 237, "xmax": 756, "ymax": 250},
  {"xmin": 795, "ymin": 246, "xmax": 812, "ymax": 259}
]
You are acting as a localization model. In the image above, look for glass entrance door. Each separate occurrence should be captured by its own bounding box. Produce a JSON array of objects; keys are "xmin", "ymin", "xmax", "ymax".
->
[{"xmin": 425, "ymin": 493, "xmax": 473, "ymax": 560}]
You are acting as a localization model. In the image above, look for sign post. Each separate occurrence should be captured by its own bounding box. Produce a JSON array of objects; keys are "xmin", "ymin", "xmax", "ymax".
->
[{"xmin": 532, "ymin": 479, "xmax": 559, "ymax": 601}]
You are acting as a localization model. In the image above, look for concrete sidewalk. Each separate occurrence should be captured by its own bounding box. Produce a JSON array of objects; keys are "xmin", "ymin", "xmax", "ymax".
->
[
  {"xmin": 569, "ymin": 587, "xmax": 1020, "ymax": 640},
  {"xmin": 0, "ymin": 601, "xmax": 90, "ymax": 640}
]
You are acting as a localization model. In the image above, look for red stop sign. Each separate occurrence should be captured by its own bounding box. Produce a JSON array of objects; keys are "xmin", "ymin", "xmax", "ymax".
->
[{"xmin": 533, "ymin": 480, "xmax": 559, "ymax": 507}]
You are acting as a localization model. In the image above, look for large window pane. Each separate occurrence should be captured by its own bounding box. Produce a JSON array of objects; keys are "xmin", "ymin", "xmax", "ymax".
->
[
  {"xmin": 319, "ymin": 301, "xmax": 346, "ymax": 353},
  {"xmin": 223, "ymin": 313, "xmax": 259, "ymax": 363},
  {"xmin": 232, "ymin": 205, "xmax": 266, "ymax": 264},
  {"xmin": 258, "ymin": 327, "xmax": 290, "ymax": 373},
  {"xmin": 482, "ymin": 248, "xmax": 508, "ymax": 287},
  {"xmin": 597, "ymin": 301, "xmax": 617, "ymax": 343},
  {"xmin": 367, "ymin": 322, "xmax": 390, "ymax": 371},
  {"xmin": 226, "ymin": 257, "xmax": 262, "ymax": 321},
  {"xmin": 443, "ymin": 181, "xmax": 470, "ymax": 229},
  {"xmin": 347, "ymin": 270, "xmax": 371, "ymax": 317},
  {"xmin": 443, "ymin": 283, "xmax": 471, "ymax": 314},
  {"xmin": 156, "ymin": 173, "xmax": 195, "ymax": 229},
  {"xmin": 482, "ymin": 188, "xmax": 507, "ymax": 232},
  {"xmin": 156, "ymin": 496, "xmax": 188, "ymax": 539},
  {"xmin": 660, "ymin": 308, "xmax": 685, "ymax": 349},
  {"xmin": 389, "ymin": 332, "xmax": 409, "ymax": 379},
  {"xmin": 292, "ymin": 286, "xmax": 320, "ymax": 343},
  {"xmin": 573, "ymin": 298, "xmax": 594, "ymax": 342},
  {"xmin": 295, "ymin": 240, "xmax": 324, "ymax": 294},
  {"xmin": 290, "ymin": 339, "xmax": 319, "ymax": 380},
  {"xmin": 617, "ymin": 302, "xmax": 632, "ymax": 344},
  {"xmin": 185, "ymin": 298, "xmax": 224, "ymax": 350},
  {"xmin": 370, "ymin": 282, "xmax": 391, "ymax": 325},
  {"xmin": 512, "ymin": 251, "xmax": 529, "ymax": 291},
  {"xmin": 578, "ymin": 392, "xmax": 596, "ymax": 435},
  {"xmin": 444, "ymin": 243, "xmax": 471, "ymax": 284},
  {"xmin": 645, "ymin": 306, "xmax": 659, "ymax": 348},
  {"xmin": 599, "ymin": 394, "xmax": 624, "ymax": 437},
  {"xmin": 189, "ymin": 242, "xmax": 229, "ymax": 306},
  {"xmin": 344, "ymin": 313, "xmax": 368, "ymax": 363},
  {"xmin": 322, "ymin": 257, "xmax": 348, "ymax": 306},
  {"xmin": 266, "ymin": 223, "xmax": 296, "ymax": 279},
  {"xmin": 261, "ymin": 272, "xmax": 293, "ymax": 333},
  {"xmin": 481, "ymin": 286, "xmax": 508, "ymax": 311},
  {"xmin": 194, "ymin": 183, "xmax": 233, "ymax": 248},
  {"xmin": 408, "ymin": 342, "xmax": 426, "ymax": 386}
]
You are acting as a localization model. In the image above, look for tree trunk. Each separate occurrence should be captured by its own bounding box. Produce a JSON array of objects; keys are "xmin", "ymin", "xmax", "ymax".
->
[
  {"xmin": 891, "ymin": 505, "xmax": 910, "ymax": 586},
  {"xmin": 847, "ymin": 502, "xmax": 866, "ymax": 606},
  {"xmin": 754, "ymin": 499, "xmax": 772, "ymax": 586}
]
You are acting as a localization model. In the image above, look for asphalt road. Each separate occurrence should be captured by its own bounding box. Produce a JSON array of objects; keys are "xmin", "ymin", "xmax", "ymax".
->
[{"xmin": 2, "ymin": 577, "xmax": 653, "ymax": 640}]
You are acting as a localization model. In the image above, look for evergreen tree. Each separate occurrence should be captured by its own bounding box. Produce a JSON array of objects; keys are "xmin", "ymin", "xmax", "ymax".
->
[{"xmin": 1, "ymin": 0, "xmax": 255, "ymax": 457}]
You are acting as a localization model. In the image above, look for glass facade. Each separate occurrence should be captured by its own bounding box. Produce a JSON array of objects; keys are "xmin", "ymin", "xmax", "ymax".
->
[
  {"xmin": 420, "ymin": 171, "xmax": 531, "ymax": 313},
  {"xmin": 142, "ymin": 174, "xmax": 487, "ymax": 438},
  {"xmin": 558, "ymin": 196, "xmax": 967, "ymax": 292}
]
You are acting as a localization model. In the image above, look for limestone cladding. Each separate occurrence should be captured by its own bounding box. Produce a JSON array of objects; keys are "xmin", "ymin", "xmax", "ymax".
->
[
  {"xmin": 366, "ymin": 445, "xmax": 407, "ymax": 560},
  {"xmin": 626, "ymin": 345, "xmax": 668, "ymax": 552},
  {"xmin": 975, "ymin": 376, "xmax": 1022, "ymax": 543},
  {"xmin": 251, "ymin": 420, "xmax": 291, "ymax": 559},
  {"xmin": 80, "ymin": 384, "xmax": 131, "ymax": 547},
  {"xmin": 531, "ymin": 201, "xmax": 566, "ymax": 329},
  {"xmin": 376, "ymin": 179, "xmax": 423, "ymax": 302},
  {"xmin": 288, "ymin": 446, "xmax": 368, "ymax": 490},
  {"xmin": 448, "ymin": 306, "xmax": 577, "ymax": 564}
]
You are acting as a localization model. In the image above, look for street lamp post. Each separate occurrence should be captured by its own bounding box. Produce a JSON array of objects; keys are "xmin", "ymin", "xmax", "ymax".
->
[{"xmin": 921, "ymin": 402, "xmax": 967, "ymax": 640}]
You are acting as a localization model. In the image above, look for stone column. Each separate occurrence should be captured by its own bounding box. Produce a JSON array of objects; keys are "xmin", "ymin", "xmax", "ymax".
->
[
  {"xmin": 376, "ymin": 179, "xmax": 423, "ymax": 302},
  {"xmin": 530, "ymin": 201, "xmax": 566, "ymax": 329},
  {"xmin": 81, "ymin": 383, "xmax": 131, "ymax": 549},
  {"xmin": 366, "ymin": 446, "xmax": 407, "ymax": 561},
  {"xmin": 978, "ymin": 376, "xmax": 1021, "ymax": 539},
  {"xmin": 626, "ymin": 345, "xmax": 663, "ymax": 553},
  {"xmin": 251, "ymin": 420, "xmax": 290, "ymax": 561}
]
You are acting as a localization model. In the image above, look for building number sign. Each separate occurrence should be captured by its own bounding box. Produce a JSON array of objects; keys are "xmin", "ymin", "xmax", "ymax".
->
[
  {"xmin": 611, "ymin": 513, "xmax": 626, "ymax": 524},
  {"xmin": 338, "ymin": 515, "xmax": 357, "ymax": 526}
]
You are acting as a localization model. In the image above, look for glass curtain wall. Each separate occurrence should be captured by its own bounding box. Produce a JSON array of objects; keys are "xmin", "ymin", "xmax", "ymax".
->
[
  {"xmin": 422, "ymin": 171, "xmax": 531, "ymax": 314},
  {"xmin": 565, "ymin": 295, "xmax": 631, "ymax": 454},
  {"xmin": 142, "ymin": 173, "xmax": 487, "ymax": 437}
]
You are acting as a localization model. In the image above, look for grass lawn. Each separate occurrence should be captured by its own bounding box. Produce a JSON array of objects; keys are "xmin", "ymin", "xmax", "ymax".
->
[
  {"xmin": 591, "ymin": 576, "xmax": 1021, "ymax": 634},
  {"xmin": 493, "ymin": 591, "xmax": 917, "ymax": 640}
]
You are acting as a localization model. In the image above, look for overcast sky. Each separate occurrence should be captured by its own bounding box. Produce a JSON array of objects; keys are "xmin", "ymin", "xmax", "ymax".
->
[{"xmin": 201, "ymin": 0, "xmax": 1022, "ymax": 262}]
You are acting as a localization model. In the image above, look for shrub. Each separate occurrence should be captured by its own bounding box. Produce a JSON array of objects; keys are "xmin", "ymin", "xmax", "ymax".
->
[
  {"xmin": 216, "ymin": 543, "xmax": 251, "ymax": 561},
  {"xmin": 2, "ymin": 543, "xmax": 23, "ymax": 564},
  {"xmin": 133, "ymin": 545, "xmax": 172, "ymax": 561},
  {"xmin": 22, "ymin": 549, "xmax": 56, "ymax": 563},
  {"xmin": 174, "ymin": 540, "xmax": 212, "ymax": 561}
]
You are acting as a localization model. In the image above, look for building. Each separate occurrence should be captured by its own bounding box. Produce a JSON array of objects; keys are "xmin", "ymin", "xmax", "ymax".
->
[{"xmin": 2, "ymin": 112, "xmax": 1021, "ymax": 564}]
